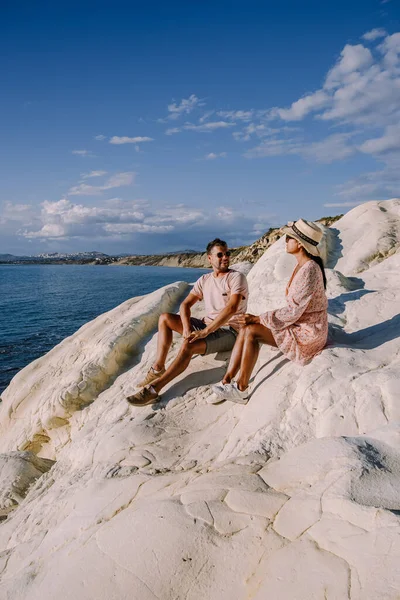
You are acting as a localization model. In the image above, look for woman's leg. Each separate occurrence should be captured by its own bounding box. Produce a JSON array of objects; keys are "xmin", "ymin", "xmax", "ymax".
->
[
  {"xmin": 236, "ymin": 324, "xmax": 277, "ymax": 391},
  {"xmin": 222, "ymin": 328, "xmax": 246, "ymax": 384}
]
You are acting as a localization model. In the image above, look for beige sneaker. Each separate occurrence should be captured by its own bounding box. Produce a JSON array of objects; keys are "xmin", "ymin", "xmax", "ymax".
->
[
  {"xmin": 138, "ymin": 366, "xmax": 166, "ymax": 388},
  {"xmin": 126, "ymin": 386, "xmax": 159, "ymax": 406}
]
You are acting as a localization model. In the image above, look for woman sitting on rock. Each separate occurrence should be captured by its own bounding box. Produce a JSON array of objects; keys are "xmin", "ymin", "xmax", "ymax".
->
[{"xmin": 211, "ymin": 219, "xmax": 328, "ymax": 404}]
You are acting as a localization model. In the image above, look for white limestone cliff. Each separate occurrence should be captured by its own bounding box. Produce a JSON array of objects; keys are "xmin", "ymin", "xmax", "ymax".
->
[{"xmin": 0, "ymin": 199, "xmax": 400, "ymax": 599}]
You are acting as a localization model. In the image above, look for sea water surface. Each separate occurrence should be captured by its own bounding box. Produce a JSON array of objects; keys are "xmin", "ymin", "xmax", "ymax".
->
[{"xmin": 0, "ymin": 265, "xmax": 209, "ymax": 394}]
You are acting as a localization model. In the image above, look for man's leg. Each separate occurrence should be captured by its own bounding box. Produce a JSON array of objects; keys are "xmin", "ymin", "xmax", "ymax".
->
[
  {"xmin": 153, "ymin": 313, "xmax": 184, "ymax": 372},
  {"xmin": 236, "ymin": 324, "xmax": 276, "ymax": 391},
  {"xmin": 152, "ymin": 338, "xmax": 207, "ymax": 393}
]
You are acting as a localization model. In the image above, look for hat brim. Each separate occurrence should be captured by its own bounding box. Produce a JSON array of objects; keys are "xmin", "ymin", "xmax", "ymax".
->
[{"xmin": 281, "ymin": 225, "xmax": 321, "ymax": 257}]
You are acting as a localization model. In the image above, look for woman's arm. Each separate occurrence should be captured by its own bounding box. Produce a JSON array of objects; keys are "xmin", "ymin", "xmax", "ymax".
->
[
  {"xmin": 260, "ymin": 264, "xmax": 317, "ymax": 331},
  {"xmin": 236, "ymin": 313, "xmax": 260, "ymax": 326}
]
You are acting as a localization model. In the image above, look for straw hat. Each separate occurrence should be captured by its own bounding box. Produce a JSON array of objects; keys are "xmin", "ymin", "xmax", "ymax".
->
[{"xmin": 281, "ymin": 219, "xmax": 323, "ymax": 257}]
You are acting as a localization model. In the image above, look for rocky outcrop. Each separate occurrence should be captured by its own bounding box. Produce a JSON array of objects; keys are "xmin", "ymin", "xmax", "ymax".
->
[
  {"xmin": 0, "ymin": 200, "xmax": 400, "ymax": 599},
  {"xmin": 116, "ymin": 251, "xmax": 211, "ymax": 268},
  {"xmin": 0, "ymin": 453, "xmax": 54, "ymax": 517}
]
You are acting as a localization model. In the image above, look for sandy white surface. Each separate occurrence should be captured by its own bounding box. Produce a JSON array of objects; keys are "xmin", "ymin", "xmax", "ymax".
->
[{"xmin": 0, "ymin": 199, "xmax": 400, "ymax": 599}]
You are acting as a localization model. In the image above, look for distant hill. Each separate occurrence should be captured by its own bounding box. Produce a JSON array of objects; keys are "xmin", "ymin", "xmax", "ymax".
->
[
  {"xmin": 0, "ymin": 254, "xmax": 22, "ymax": 262},
  {"xmin": 113, "ymin": 215, "xmax": 344, "ymax": 269},
  {"xmin": 0, "ymin": 217, "xmax": 343, "ymax": 267},
  {"xmin": 35, "ymin": 251, "xmax": 109, "ymax": 259}
]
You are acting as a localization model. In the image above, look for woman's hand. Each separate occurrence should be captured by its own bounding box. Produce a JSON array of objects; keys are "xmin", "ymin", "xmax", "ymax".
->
[
  {"xmin": 187, "ymin": 329, "xmax": 210, "ymax": 343},
  {"xmin": 236, "ymin": 313, "xmax": 260, "ymax": 327}
]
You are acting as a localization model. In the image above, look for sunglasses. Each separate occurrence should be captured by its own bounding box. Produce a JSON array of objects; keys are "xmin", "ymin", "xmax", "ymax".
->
[
  {"xmin": 215, "ymin": 251, "xmax": 231, "ymax": 258},
  {"xmin": 285, "ymin": 235, "xmax": 294, "ymax": 242}
]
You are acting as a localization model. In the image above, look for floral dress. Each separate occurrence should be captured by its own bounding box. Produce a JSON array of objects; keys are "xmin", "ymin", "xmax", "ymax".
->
[{"xmin": 260, "ymin": 260, "xmax": 328, "ymax": 365}]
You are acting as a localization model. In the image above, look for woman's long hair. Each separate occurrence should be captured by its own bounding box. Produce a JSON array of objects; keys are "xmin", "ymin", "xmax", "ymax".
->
[{"xmin": 305, "ymin": 251, "xmax": 327, "ymax": 289}]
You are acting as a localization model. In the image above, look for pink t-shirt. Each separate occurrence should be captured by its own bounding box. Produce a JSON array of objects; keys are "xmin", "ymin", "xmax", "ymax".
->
[{"xmin": 192, "ymin": 270, "xmax": 248, "ymax": 331}]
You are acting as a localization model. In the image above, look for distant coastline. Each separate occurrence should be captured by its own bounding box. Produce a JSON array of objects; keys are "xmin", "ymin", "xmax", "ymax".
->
[{"xmin": 1, "ymin": 215, "xmax": 342, "ymax": 269}]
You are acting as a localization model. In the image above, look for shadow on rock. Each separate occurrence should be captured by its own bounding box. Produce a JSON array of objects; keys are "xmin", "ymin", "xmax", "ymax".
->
[
  {"xmin": 325, "ymin": 227, "xmax": 344, "ymax": 269},
  {"xmin": 251, "ymin": 357, "xmax": 290, "ymax": 395},
  {"xmin": 331, "ymin": 313, "xmax": 400, "ymax": 350},
  {"xmin": 328, "ymin": 288, "xmax": 375, "ymax": 317},
  {"xmin": 153, "ymin": 366, "xmax": 226, "ymax": 409}
]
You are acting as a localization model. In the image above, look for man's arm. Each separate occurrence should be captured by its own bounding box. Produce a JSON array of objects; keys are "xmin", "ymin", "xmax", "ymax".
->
[
  {"xmin": 180, "ymin": 293, "xmax": 200, "ymax": 338},
  {"xmin": 187, "ymin": 293, "xmax": 242, "ymax": 342}
]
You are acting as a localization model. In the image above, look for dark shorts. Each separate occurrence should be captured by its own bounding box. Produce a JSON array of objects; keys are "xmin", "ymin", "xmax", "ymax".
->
[{"xmin": 190, "ymin": 317, "xmax": 238, "ymax": 355}]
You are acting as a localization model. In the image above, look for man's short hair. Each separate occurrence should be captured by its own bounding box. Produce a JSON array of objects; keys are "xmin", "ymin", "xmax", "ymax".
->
[{"xmin": 206, "ymin": 238, "xmax": 228, "ymax": 254}]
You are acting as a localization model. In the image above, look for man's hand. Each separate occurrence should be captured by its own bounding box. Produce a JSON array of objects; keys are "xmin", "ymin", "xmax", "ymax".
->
[
  {"xmin": 187, "ymin": 329, "xmax": 210, "ymax": 343},
  {"xmin": 236, "ymin": 313, "xmax": 261, "ymax": 327},
  {"xmin": 182, "ymin": 327, "xmax": 192, "ymax": 339},
  {"xmin": 179, "ymin": 292, "xmax": 201, "ymax": 339}
]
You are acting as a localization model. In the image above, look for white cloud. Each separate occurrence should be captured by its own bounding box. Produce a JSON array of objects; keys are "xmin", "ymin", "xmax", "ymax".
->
[
  {"xmin": 317, "ymin": 37, "xmax": 400, "ymax": 126},
  {"xmin": 253, "ymin": 30, "xmax": 400, "ymax": 180},
  {"xmin": 165, "ymin": 127, "xmax": 181, "ymax": 135},
  {"xmin": 25, "ymin": 223, "xmax": 67, "ymax": 239},
  {"xmin": 362, "ymin": 28, "xmax": 387, "ymax": 41},
  {"xmin": 245, "ymin": 133, "xmax": 354, "ymax": 163},
  {"xmin": 183, "ymin": 121, "xmax": 236, "ymax": 132},
  {"xmin": 71, "ymin": 150, "xmax": 94, "ymax": 157},
  {"xmin": 244, "ymin": 138, "xmax": 301, "ymax": 158},
  {"xmin": 68, "ymin": 172, "xmax": 135, "ymax": 196},
  {"xmin": 233, "ymin": 123, "xmax": 292, "ymax": 142},
  {"xmin": 218, "ymin": 110, "xmax": 255, "ymax": 122},
  {"xmin": 320, "ymin": 65, "xmax": 400, "ymax": 124},
  {"xmin": 0, "ymin": 202, "xmax": 36, "ymax": 232},
  {"xmin": 205, "ymin": 152, "xmax": 227, "ymax": 160},
  {"xmin": 359, "ymin": 124, "xmax": 400, "ymax": 154},
  {"xmin": 103, "ymin": 223, "xmax": 173, "ymax": 234},
  {"xmin": 94, "ymin": 134, "xmax": 106, "ymax": 141},
  {"xmin": 109, "ymin": 136, "xmax": 153, "ymax": 145},
  {"xmin": 80, "ymin": 170, "xmax": 107, "ymax": 179},
  {"xmin": 23, "ymin": 198, "xmax": 146, "ymax": 239},
  {"xmin": 4, "ymin": 202, "xmax": 31, "ymax": 213},
  {"xmin": 167, "ymin": 94, "xmax": 205, "ymax": 120},
  {"xmin": 299, "ymin": 133, "xmax": 355, "ymax": 163},
  {"xmin": 270, "ymin": 35, "xmax": 400, "ymax": 129},
  {"xmin": 337, "ymin": 166, "xmax": 400, "ymax": 199},
  {"xmin": 323, "ymin": 201, "xmax": 364, "ymax": 207},
  {"xmin": 324, "ymin": 44, "xmax": 374, "ymax": 89},
  {"xmin": 21, "ymin": 199, "xmax": 270, "ymax": 249},
  {"xmin": 198, "ymin": 110, "xmax": 215, "ymax": 123},
  {"xmin": 104, "ymin": 173, "xmax": 135, "ymax": 188},
  {"xmin": 233, "ymin": 123, "xmax": 265, "ymax": 141},
  {"xmin": 165, "ymin": 121, "xmax": 235, "ymax": 135},
  {"xmin": 277, "ymin": 90, "xmax": 330, "ymax": 121},
  {"xmin": 379, "ymin": 32, "xmax": 400, "ymax": 68},
  {"xmin": 68, "ymin": 184, "xmax": 105, "ymax": 196}
]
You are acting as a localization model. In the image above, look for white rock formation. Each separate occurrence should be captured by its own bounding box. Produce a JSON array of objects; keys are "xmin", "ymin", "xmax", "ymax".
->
[
  {"xmin": 230, "ymin": 260, "xmax": 253, "ymax": 275},
  {"xmin": 0, "ymin": 199, "xmax": 400, "ymax": 599},
  {"xmin": 0, "ymin": 452, "xmax": 54, "ymax": 517}
]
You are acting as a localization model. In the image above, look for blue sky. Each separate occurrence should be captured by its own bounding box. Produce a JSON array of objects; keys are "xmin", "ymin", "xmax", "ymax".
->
[{"xmin": 1, "ymin": 0, "xmax": 399, "ymax": 255}]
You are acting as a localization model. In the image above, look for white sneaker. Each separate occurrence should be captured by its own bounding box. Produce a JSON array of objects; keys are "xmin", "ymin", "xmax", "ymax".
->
[
  {"xmin": 212, "ymin": 382, "xmax": 249, "ymax": 404},
  {"xmin": 211, "ymin": 382, "xmax": 231, "ymax": 400},
  {"xmin": 207, "ymin": 392, "xmax": 225, "ymax": 405}
]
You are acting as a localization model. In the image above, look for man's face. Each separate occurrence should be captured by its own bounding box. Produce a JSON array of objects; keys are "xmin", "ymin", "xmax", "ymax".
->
[{"xmin": 208, "ymin": 245, "xmax": 231, "ymax": 272}]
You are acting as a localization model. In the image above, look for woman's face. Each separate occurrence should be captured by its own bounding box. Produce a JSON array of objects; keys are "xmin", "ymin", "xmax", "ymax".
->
[{"xmin": 285, "ymin": 234, "xmax": 300, "ymax": 254}]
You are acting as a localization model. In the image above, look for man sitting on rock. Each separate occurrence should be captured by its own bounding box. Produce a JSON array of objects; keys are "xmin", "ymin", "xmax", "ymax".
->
[{"xmin": 126, "ymin": 238, "xmax": 248, "ymax": 406}]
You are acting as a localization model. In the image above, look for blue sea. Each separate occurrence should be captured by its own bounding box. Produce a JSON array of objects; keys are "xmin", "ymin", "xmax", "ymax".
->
[{"xmin": 0, "ymin": 265, "xmax": 209, "ymax": 394}]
